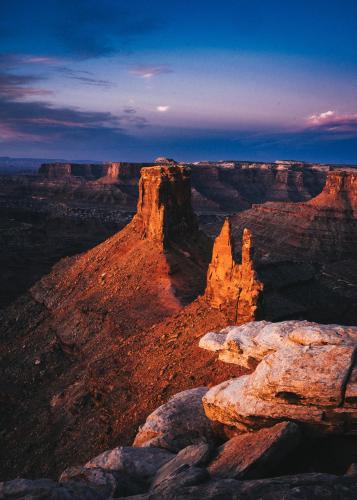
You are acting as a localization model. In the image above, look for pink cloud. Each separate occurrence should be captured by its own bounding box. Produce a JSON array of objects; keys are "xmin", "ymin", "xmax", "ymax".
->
[
  {"xmin": 307, "ymin": 110, "xmax": 357, "ymax": 133},
  {"xmin": 0, "ymin": 123, "xmax": 43, "ymax": 142}
]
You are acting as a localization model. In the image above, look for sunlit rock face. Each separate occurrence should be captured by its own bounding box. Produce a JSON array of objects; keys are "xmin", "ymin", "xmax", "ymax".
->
[
  {"xmin": 132, "ymin": 165, "xmax": 199, "ymax": 247},
  {"xmin": 204, "ymin": 219, "xmax": 263, "ymax": 323},
  {"xmin": 308, "ymin": 170, "xmax": 357, "ymax": 215}
]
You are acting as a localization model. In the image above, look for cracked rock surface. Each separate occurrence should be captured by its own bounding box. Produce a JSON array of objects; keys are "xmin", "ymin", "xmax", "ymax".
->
[{"xmin": 201, "ymin": 320, "xmax": 357, "ymax": 433}]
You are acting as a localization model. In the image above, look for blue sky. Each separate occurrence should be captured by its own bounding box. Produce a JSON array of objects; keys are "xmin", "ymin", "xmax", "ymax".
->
[{"xmin": 0, "ymin": 0, "xmax": 356, "ymax": 162}]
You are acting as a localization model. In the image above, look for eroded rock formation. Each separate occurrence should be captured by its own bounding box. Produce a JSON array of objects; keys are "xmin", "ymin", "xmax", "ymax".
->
[
  {"xmin": 227, "ymin": 170, "xmax": 357, "ymax": 324},
  {"xmin": 131, "ymin": 165, "xmax": 198, "ymax": 247},
  {"xmin": 309, "ymin": 169, "xmax": 357, "ymax": 214},
  {"xmin": 205, "ymin": 219, "xmax": 263, "ymax": 322},
  {"xmin": 232, "ymin": 170, "xmax": 357, "ymax": 263}
]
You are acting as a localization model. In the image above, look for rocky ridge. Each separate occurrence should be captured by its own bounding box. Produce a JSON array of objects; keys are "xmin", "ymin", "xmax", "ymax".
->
[{"xmin": 232, "ymin": 169, "xmax": 357, "ymax": 263}]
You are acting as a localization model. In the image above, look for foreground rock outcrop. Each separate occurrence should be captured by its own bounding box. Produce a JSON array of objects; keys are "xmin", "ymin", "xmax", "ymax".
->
[
  {"xmin": 201, "ymin": 320, "xmax": 357, "ymax": 434},
  {"xmin": 2, "ymin": 321, "xmax": 357, "ymax": 499},
  {"xmin": 204, "ymin": 219, "xmax": 263, "ymax": 322}
]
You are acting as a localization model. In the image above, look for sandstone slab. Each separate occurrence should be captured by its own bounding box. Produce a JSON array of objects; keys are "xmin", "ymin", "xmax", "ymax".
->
[
  {"xmin": 201, "ymin": 321, "xmax": 357, "ymax": 434},
  {"xmin": 0, "ymin": 478, "xmax": 104, "ymax": 499},
  {"xmin": 60, "ymin": 465, "xmax": 144, "ymax": 497}
]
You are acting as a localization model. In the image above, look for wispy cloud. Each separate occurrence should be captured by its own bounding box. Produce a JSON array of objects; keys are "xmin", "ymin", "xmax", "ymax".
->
[
  {"xmin": 0, "ymin": 72, "xmax": 52, "ymax": 99},
  {"xmin": 0, "ymin": 67, "xmax": 148, "ymax": 145},
  {"xmin": 56, "ymin": 66, "xmax": 113, "ymax": 88},
  {"xmin": 130, "ymin": 64, "xmax": 173, "ymax": 79},
  {"xmin": 0, "ymin": 53, "xmax": 63, "ymax": 69}
]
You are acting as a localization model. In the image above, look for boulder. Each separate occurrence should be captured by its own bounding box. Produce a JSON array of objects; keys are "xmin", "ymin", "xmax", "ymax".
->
[
  {"xmin": 121, "ymin": 474, "xmax": 357, "ymax": 499},
  {"xmin": 200, "ymin": 320, "xmax": 357, "ymax": 368},
  {"xmin": 201, "ymin": 321, "xmax": 357, "ymax": 434},
  {"xmin": 59, "ymin": 466, "xmax": 144, "ymax": 497},
  {"xmin": 148, "ymin": 465, "xmax": 209, "ymax": 498},
  {"xmin": 84, "ymin": 446, "xmax": 173, "ymax": 484},
  {"xmin": 133, "ymin": 387, "xmax": 218, "ymax": 452},
  {"xmin": 0, "ymin": 478, "xmax": 104, "ymax": 499},
  {"xmin": 151, "ymin": 443, "xmax": 211, "ymax": 490},
  {"xmin": 208, "ymin": 421, "xmax": 301, "ymax": 479}
]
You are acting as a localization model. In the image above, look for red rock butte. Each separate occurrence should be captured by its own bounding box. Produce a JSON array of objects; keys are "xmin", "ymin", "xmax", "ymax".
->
[
  {"xmin": 308, "ymin": 170, "xmax": 357, "ymax": 214},
  {"xmin": 132, "ymin": 165, "xmax": 198, "ymax": 247}
]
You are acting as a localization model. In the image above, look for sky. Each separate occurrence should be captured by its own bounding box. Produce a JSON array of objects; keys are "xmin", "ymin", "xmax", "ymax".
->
[{"xmin": 0, "ymin": 0, "xmax": 356, "ymax": 163}]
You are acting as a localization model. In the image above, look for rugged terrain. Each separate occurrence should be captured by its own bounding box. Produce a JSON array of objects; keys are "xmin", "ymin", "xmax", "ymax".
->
[
  {"xmin": 0, "ymin": 166, "xmax": 241, "ymax": 480},
  {"xmin": 229, "ymin": 170, "xmax": 357, "ymax": 324},
  {"xmin": 2, "ymin": 320, "xmax": 357, "ymax": 499},
  {"xmin": 0, "ymin": 159, "xmax": 334, "ymax": 308},
  {"xmin": 1, "ymin": 160, "xmax": 357, "ymax": 493}
]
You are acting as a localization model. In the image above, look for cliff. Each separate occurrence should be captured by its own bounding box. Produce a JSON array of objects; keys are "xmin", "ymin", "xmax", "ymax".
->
[
  {"xmin": 131, "ymin": 166, "xmax": 198, "ymax": 247},
  {"xmin": 38, "ymin": 161, "xmax": 329, "ymax": 214},
  {"xmin": 309, "ymin": 169, "xmax": 357, "ymax": 214},
  {"xmin": 229, "ymin": 170, "xmax": 357, "ymax": 324},
  {"xmin": 205, "ymin": 219, "xmax": 263, "ymax": 323},
  {"xmin": 232, "ymin": 170, "xmax": 357, "ymax": 263},
  {"xmin": 39, "ymin": 162, "xmax": 149, "ymax": 182}
]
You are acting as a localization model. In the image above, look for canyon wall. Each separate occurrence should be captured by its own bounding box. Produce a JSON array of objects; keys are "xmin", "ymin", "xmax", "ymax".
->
[{"xmin": 38, "ymin": 161, "xmax": 330, "ymax": 213}]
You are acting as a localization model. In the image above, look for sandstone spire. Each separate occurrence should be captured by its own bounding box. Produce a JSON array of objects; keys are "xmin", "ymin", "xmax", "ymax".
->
[
  {"xmin": 205, "ymin": 220, "xmax": 263, "ymax": 323},
  {"xmin": 132, "ymin": 165, "xmax": 198, "ymax": 247}
]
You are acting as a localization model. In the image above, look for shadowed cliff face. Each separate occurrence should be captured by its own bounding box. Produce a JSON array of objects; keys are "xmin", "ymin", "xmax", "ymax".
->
[
  {"xmin": 229, "ymin": 170, "xmax": 357, "ymax": 324},
  {"xmin": 205, "ymin": 219, "xmax": 263, "ymax": 323},
  {"xmin": 232, "ymin": 170, "xmax": 357, "ymax": 264}
]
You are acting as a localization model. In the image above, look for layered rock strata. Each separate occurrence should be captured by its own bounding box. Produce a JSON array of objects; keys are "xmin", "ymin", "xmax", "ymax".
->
[
  {"xmin": 200, "ymin": 320, "xmax": 357, "ymax": 434},
  {"xmin": 204, "ymin": 219, "xmax": 263, "ymax": 322},
  {"xmin": 131, "ymin": 165, "xmax": 198, "ymax": 247},
  {"xmin": 232, "ymin": 170, "xmax": 357, "ymax": 263}
]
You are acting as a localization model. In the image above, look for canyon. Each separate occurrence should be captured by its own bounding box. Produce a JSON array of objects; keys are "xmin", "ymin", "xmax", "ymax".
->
[
  {"xmin": 1, "ymin": 160, "xmax": 357, "ymax": 498},
  {"xmin": 0, "ymin": 159, "xmax": 335, "ymax": 309}
]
